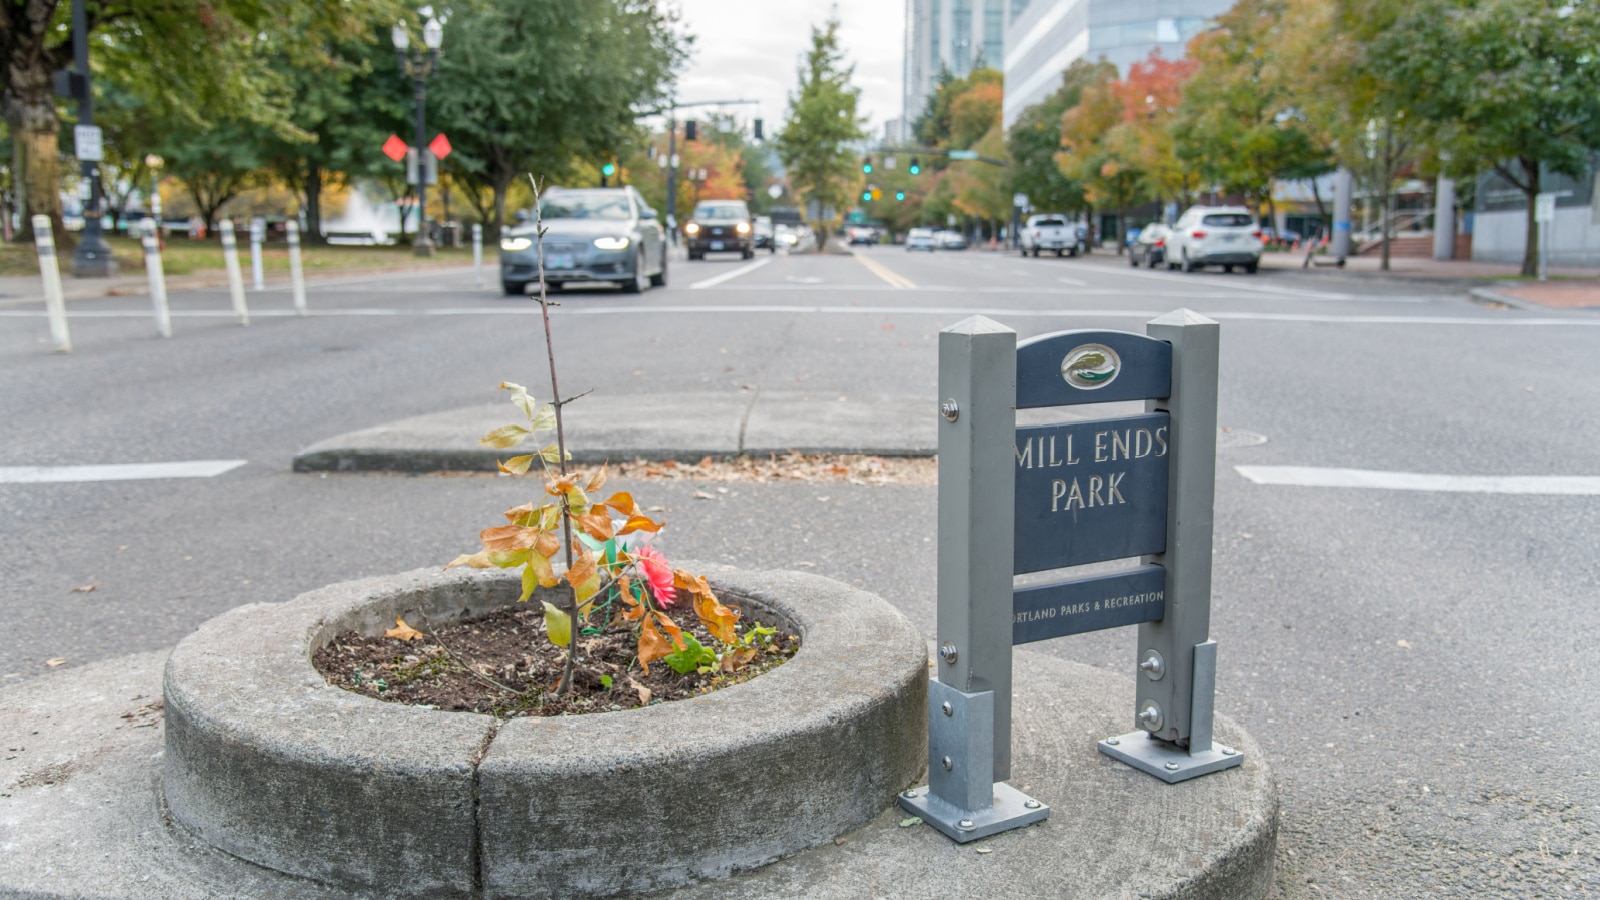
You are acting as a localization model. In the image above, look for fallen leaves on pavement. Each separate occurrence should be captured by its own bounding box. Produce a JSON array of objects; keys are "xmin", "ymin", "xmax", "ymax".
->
[
  {"xmin": 385, "ymin": 617, "xmax": 425, "ymax": 642},
  {"xmin": 616, "ymin": 453, "xmax": 936, "ymax": 485}
]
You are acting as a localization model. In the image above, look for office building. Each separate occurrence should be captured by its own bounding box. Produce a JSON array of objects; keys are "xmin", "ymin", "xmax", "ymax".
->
[
  {"xmin": 1001, "ymin": 0, "xmax": 1232, "ymax": 128},
  {"xmin": 904, "ymin": 0, "xmax": 1032, "ymax": 131}
]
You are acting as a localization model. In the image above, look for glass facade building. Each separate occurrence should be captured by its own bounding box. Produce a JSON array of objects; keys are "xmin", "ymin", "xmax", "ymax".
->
[{"xmin": 904, "ymin": 0, "xmax": 1026, "ymax": 132}]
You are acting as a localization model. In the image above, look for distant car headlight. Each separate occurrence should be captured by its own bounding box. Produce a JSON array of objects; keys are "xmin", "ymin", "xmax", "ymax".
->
[
  {"xmin": 592, "ymin": 236, "xmax": 631, "ymax": 250},
  {"xmin": 736, "ymin": 222, "xmax": 751, "ymax": 234},
  {"xmin": 501, "ymin": 237, "xmax": 532, "ymax": 252},
  {"xmin": 685, "ymin": 222, "xmax": 700, "ymax": 234}
]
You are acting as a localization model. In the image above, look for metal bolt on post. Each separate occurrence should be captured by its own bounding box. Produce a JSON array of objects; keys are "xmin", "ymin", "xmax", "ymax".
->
[
  {"xmin": 286, "ymin": 221, "xmax": 307, "ymax": 315},
  {"xmin": 472, "ymin": 223, "xmax": 483, "ymax": 289},
  {"xmin": 140, "ymin": 218, "xmax": 172, "ymax": 338},
  {"xmin": 219, "ymin": 219, "xmax": 250, "ymax": 326},
  {"xmin": 31, "ymin": 215, "xmax": 72, "ymax": 353}
]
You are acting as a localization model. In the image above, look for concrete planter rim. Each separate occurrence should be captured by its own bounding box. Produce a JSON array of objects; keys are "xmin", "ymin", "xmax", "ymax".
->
[{"xmin": 161, "ymin": 563, "xmax": 928, "ymax": 898}]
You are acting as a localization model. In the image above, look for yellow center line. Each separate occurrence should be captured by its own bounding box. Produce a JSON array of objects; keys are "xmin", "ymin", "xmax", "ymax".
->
[{"xmin": 851, "ymin": 251, "xmax": 917, "ymax": 289}]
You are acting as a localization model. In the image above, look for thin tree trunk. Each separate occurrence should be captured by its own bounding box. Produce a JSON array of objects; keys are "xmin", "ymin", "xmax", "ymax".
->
[
  {"xmin": 1520, "ymin": 158, "xmax": 1540, "ymax": 278},
  {"xmin": 8, "ymin": 90, "xmax": 68, "ymax": 246},
  {"xmin": 492, "ymin": 180, "xmax": 508, "ymax": 242},
  {"xmin": 305, "ymin": 166, "xmax": 324, "ymax": 244}
]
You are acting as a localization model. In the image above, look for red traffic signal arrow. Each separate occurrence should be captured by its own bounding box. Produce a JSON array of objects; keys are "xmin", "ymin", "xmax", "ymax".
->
[
  {"xmin": 382, "ymin": 135, "xmax": 408, "ymax": 162},
  {"xmin": 428, "ymin": 133, "xmax": 452, "ymax": 161}
]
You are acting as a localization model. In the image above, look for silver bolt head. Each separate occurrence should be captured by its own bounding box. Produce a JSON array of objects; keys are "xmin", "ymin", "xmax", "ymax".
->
[
  {"xmin": 1024, "ymin": 799, "xmax": 1042, "ymax": 809},
  {"xmin": 1165, "ymin": 761, "xmax": 1181, "ymax": 771},
  {"xmin": 941, "ymin": 755, "xmax": 953, "ymax": 771},
  {"xmin": 941, "ymin": 701, "xmax": 953, "ymax": 716},
  {"xmin": 1106, "ymin": 737, "xmax": 1120, "ymax": 746},
  {"xmin": 938, "ymin": 642, "xmax": 958, "ymax": 665},
  {"xmin": 902, "ymin": 789, "xmax": 918, "ymax": 798},
  {"xmin": 1221, "ymin": 747, "xmax": 1237, "ymax": 756},
  {"xmin": 957, "ymin": 819, "xmax": 975, "ymax": 829},
  {"xmin": 940, "ymin": 399, "xmax": 960, "ymax": 422}
]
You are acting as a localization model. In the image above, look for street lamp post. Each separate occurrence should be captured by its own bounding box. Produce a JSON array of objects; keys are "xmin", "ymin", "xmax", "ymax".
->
[
  {"xmin": 70, "ymin": 0, "xmax": 115, "ymax": 277},
  {"xmin": 393, "ymin": 13, "xmax": 443, "ymax": 257}
]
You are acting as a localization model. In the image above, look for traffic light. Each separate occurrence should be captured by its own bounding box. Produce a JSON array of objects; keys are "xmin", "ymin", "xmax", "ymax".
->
[
  {"xmin": 753, "ymin": 118, "xmax": 764, "ymax": 141},
  {"xmin": 600, "ymin": 161, "xmax": 616, "ymax": 186},
  {"xmin": 909, "ymin": 157, "xmax": 921, "ymax": 175},
  {"xmin": 684, "ymin": 120, "xmax": 697, "ymax": 141},
  {"xmin": 895, "ymin": 190, "xmax": 905, "ymax": 202},
  {"xmin": 862, "ymin": 156, "xmax": 873, "ymax": 174},
  {"xmin": 861, "ymin": 190, "xmax": 872, "ymax": 202},
  {"xmin": 871, "ymin": 188, "xmax": 882, "ymax": 201}
]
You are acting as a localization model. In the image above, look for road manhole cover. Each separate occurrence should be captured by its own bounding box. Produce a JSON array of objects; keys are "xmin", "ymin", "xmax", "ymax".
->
[{"xmin": 1217, "ymin": 427, "xmax": 1268, "ymax": 449}]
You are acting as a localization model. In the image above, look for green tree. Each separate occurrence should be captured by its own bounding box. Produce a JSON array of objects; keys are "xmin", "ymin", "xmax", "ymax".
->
[
  {"xmin": 429, "ymin": 0, "xmax": 685, "ymax": 239},
  {"xmin": 1006, "ymin": 59, "xmax": 1114, "ymax": 215},
  {"xmin": 1, "ymin": 0, "xmax": 389, "ymax": 243},
  {"xmin": 774, "ymin": 17, "xmax": 867, "ymax": 249},
  {"xmin": 1366, "ymin": 0, "xmax": 1600, "ymax": 276}
]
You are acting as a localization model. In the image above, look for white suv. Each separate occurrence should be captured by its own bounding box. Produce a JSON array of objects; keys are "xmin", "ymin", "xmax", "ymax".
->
[{"xmin": 1166, "ymin": 206, "xmax": 1262, "ymax": 274}]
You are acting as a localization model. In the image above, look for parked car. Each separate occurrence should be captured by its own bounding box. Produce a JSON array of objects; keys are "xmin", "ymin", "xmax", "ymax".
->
[
  {"xmin": 936, "ymin": 229, "xmax": 968, "ymax": 250},
  {"xmin": 906, "ymin": 227, "xmax": 936, "ymax": 251},
  {"xmin": 1019, "ymin": 214, "xmax": 1082, "ymax": 257},
  {"xmin": 753, "ymin": 215, "xmax": 776, "ymax": 252},
  {"xmin": 498, "ymin": 186, "xmax": 666, "ymax": 295},
  {"xmin": 685, "ymin": 200, "xmax": 755, "ymax": 260},
  {"xmin": 1165, "ymin": 206, "xmax": 1262, "ymax": 273},
  {"xmin": 1128, "ymin": 224, "xmax": 1171, "ymax": 268}
]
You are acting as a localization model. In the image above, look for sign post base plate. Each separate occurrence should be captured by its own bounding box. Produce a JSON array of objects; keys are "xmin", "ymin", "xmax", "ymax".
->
[
  {"xmin": 1098, "ymin": 731, "xmax": 1243, "ymax": 783},
  {"xmin": 896, "ymin": 781, "xmax": 1049, "ymax": 843}
]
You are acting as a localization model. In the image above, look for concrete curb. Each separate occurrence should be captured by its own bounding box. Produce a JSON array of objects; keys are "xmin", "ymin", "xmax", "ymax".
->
[
  {"xmin": 1467, "ymin": 285, "xmax": 1556, "ymax": 312},
  {"xmin": 160, "ymin": 565, "xmax": 927, "ymax": 897},
  {"xmin": 291, "ymin": 392, "xmax": 940, "ymax": 472}
]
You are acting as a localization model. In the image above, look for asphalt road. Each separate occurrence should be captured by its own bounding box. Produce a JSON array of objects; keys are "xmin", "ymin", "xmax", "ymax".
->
[{"xmin": 4, "ymin": 242, "xmax": 1599, "ymax": 897}]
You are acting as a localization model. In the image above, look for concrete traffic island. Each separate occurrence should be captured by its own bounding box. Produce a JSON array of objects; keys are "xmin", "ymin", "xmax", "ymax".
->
[{"xmin": 0, "ymin": 569, "xmax": 1276, "ymax": 899}]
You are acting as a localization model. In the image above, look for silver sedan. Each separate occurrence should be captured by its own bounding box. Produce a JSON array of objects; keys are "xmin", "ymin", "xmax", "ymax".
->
[{"xmin": 499, "ymin": 186, "xmax": 667, "ymax": 295}]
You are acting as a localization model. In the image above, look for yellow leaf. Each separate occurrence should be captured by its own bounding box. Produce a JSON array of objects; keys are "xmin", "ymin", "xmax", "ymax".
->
[
  {"xmin": 564, "ymin": 550, "xmax": 602, "ymax": 607},
  {"xmin": 637, "ymin": 614, "xmax": 671, "ymax": 673},
  {"xmin": 539, "ymin": 504, "xmax": 562, "ymax": 531},
  {"xmin": 504, "ymin": 502, "xmax": 537, "ymax": 525},
  {"xmin": 520, "ymin": 562, "xmax": 539, "ymax": 602},
  {"xmin": 385, "ymin": 617, "xmax": 424, "ymax": 642},
  {"xmin": 444, "ymin": 551, "xmax": 493, "ymax": 570},
  {"xmin": 498, "ymin": 454, "xmax": 535, "ymax": 475},
  {"xmin": 585, "ymin": 468, "xmax": 608, "ymax": 493},
  {"xmin": 487, "ymin": 549, "xmax": 530, "ymax": 568},
  {"xmin": 480, "ymin": 424, "xmax": 531, "ymax": 449},
  {"xmin": 531, "ymin": 404, "xmax": 557, "ymax": 432},
  {"xmin": 694, "ymin": 593, "xmax": 740, "ymax": 644},
  {"xmin": 480, "ymin": 525, "xmax": 542, "ymax": 552},
  {"xmin": 499, "ymin": 381, "xmax": 538, "ymax": 420},
  {"xmin": 617, "ymin": 514, "xmax": 662, "ymax": 535},
  {"xmin": 528, "ymin": 550, "xmax": 559, "ymax": 588},
  {"xmin": 539, "ymin": 442, "xmax": 570, "ymax": 464},
  {"xmin": 603, "ymin": 491, "xmax": 637, "ymax": 516},
  {"xmin": 565, "ymin": 485, "xmax": 591, "ymax": 515},
  {"xmin": 542, "ymin": 601, "xmax": 572, "ymax": 647}
]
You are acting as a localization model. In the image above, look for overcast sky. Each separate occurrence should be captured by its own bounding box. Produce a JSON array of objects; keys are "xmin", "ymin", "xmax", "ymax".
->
[{"xmin": 667, "ymin": 1, "xmax": 906, "ymax": 138}]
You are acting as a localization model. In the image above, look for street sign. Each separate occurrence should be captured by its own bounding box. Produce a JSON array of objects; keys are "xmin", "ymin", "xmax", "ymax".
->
[
  {"xmin": 899, "ymin": 310, "xmax": 1237, "ymax": 845},
  {"xmin": 73, "ymin": 125, "xmax": 103, "ymax": 162},
  {"xmin": 1013, "ymin": 193, "xmax": 1029, "ymax": 208},
  {"xmin": 948, "ymin": 149, "xmax": 979, "ymax": 160},
  {"xmin": 382, "ymin": 135, "xmax": 408, "ymax": 163},
  {"xmin": 428, "ymin": 133, "xmax": 452, "ymax": 161},
  {"xmin": 1535, "ymin": 192, "xmax": 1557, "ymax": 224}
]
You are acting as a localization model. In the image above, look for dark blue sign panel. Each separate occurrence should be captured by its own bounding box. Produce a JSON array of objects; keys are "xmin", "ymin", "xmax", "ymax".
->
[
  {"xmin": 1013, "ymin": 412, "xmax": 1169, "ymax": 574},
  {"xmin": 1016, "ymin": 330, "xmax": 1172, "ymax": 409},
  {"xmin": 1013, "ymin": 565, "xmax": 1167, "ymax": 645}
]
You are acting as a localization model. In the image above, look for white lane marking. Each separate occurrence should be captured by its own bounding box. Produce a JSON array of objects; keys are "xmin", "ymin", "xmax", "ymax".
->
[
  {"xmin": 1057, "ymin": 276, "xmax": 1088, "ymax": 286},
  {"xmin": 1102, "ymin": 264, "xmax": 1357, "ymax": 300},
  {"xmin": 1236, "ymin": 465, "xmax": 1600, "ymax": 495},
  {"xmin": 689, "ymin": 257, "xmax": 772, "ymax": 289},
  {"xmin": 0, "ymin": 460, "xmax": 247, "ymax": 484},
  {"xmin": 1, "ymin": 306, "xmax": 1586, "ymax": 326}
]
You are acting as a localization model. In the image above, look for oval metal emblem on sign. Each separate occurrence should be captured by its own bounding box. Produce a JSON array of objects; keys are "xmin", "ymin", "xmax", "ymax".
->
[{"xmin": 1061, "ymin": 343, "xmax": 1120, "ymax": 390}]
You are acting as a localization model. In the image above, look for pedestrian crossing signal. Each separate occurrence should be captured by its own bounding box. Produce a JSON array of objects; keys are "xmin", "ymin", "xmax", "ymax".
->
[
  {"xmin": 909, "ymin": 157, "xmax": 921, "ymax": 175},
  {"xmin": 862, "ymin": 157, "xmax": 873, "ymax": 174}
]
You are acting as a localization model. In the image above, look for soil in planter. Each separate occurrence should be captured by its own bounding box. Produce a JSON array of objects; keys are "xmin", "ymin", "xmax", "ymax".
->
[{"xmin": 313, "ymin": 600, "xmax": 799, "ymax": 717}]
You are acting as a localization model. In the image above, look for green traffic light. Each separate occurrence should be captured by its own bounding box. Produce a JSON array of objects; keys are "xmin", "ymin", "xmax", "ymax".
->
[
  {"xmin": 895, "ymin": 191, "xmax": 905, "ymax": 202},
  {"xmin": 601, "ymin": 163, "xmax": 616, "ymax": 177},
  {"xmin": 863, "ymin": 156, "xmax": 873, "ymax": 174},
  {"xmin": 862, "ymin": 191, "xmax": 872, "ymax": 202},
  {"xmin": 909, "ymin": 157, "xmax": 921, "ymax": 174}
]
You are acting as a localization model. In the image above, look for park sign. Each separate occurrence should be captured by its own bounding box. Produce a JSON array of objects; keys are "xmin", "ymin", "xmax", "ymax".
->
[{"xmin": 897, "ymin": 310, "xmax": 1242, "ymax": 844}]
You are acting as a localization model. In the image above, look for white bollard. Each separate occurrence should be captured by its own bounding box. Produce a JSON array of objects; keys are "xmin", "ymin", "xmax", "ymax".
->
[
  {"xmin": 473, "ymin": 223, "xmax": 483, "ymax": 289},
  {"xmin": 286, "ymin": 220, "xmax": 308, "ymax": 315},
  {"xmin": 140, "ymin": 218, "xmax": 172, "ymax": 338},
  {"xmin": 250, "ymin": 216, "xmax": 265, "ymax": 290},
  {"xmin": 220, "ymin": 218, "xmax": 250, "ymax": 325},
  {"xmin": 31, "ymin": 215, "xmax": 71, "ymax": 353}
]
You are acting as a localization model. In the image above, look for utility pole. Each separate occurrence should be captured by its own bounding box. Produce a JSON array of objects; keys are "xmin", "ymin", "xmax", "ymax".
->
[{"xmin": 69, "ymin": 0, "xmax": 115, "ymax": 277}]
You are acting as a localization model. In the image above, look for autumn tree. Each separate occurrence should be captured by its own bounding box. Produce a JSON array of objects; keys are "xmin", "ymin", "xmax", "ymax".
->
[
  {"xmin": 1007, "ymin": 59, "xmax": 1114, "ymax": 215},
  {"xmin": 1364, "ymin": 0, "xmax": 1600, "ymax": 276},
  {"xmin": 1058, "ymin": 65, "xmax": 1135, "ymax": 251},
  {"xmin": 774, "ymin": 16, "xmax": 867, "ymax": 249},
  {"xmin": 1103, "ymin": 52, "xmax": 1200, "ymax": 212}
]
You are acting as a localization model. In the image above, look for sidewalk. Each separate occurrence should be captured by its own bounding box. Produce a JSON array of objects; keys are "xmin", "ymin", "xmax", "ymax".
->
[
  {"xmin": 0, "ymin": 259, "xmax": 478, "ymax": 309},
  {"xmin": 1257, "ymin": 247, "xmax": 1600, "ymax": 281}
]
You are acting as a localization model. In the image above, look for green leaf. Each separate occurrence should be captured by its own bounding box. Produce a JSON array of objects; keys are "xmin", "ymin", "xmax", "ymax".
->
[
  {"xmin": 898, "ymin": 816, "xmax": 923, "ymax": 828},
  {"xmin": 520, "ymin": 561, "xmax": 539, "ymax": 602},
  {"xmin": 499, "ymin": 382, "xmax": 538, "ymax": 420},
  {"xmin": 664, "ymin": 633, "xmax": 717, "ymax": 675},
  {"xmin": 542, "ymin": 601, "xmax": 572, "ymax": 647},
  {"xmin": 531, "ymin": 404, "xmax": 557, "ymax": 432},
  {"xmin": 488, "ymin": 549, "xmax": 530, "ymax": 569},
  {"xmin": 600, "ymin": 674, "xmax": 614, "ymax": 690},
  {"xmin": 481, "ymin": 424, "xmax": 532, "ymax": 449}
]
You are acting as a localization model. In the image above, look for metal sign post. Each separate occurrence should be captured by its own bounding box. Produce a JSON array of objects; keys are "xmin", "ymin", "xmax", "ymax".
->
[
  {"xmin": 1535, "ymin": 192, "xmax": 1556, "ymax": 282},
  {"xmin": 472, "ymin": 223, "xmax": 484, "ymax": 289},
  {"xmin": 900, "ymin": 309, "xmax": 1238, "ymax": 844}
]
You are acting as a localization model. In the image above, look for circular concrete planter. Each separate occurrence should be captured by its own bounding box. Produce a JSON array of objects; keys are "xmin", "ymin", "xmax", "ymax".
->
[{"xmin": 162, "ymin": 564, "xmax": 927, "ymax": 899}]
